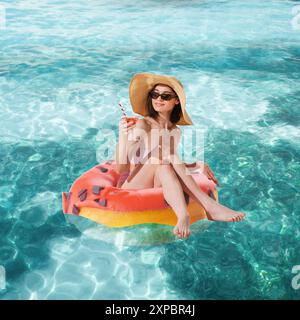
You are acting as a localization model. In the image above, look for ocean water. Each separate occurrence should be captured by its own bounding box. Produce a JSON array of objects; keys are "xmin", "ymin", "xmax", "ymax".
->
[{"xmin": 0, "ymin": 0, "xmax": 300, "ymax": 299}]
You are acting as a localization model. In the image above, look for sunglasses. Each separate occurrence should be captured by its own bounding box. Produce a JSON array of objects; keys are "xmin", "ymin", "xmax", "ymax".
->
[{"xmin": 149, "ymin": 91, "xmax": 178, "ymax": 101}]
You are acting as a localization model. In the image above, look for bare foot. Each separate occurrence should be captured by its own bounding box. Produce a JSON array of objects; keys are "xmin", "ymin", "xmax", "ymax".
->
[
  {"xmin": 173, "ymin": 215, "xmax": 191, "ymax": 238},
  {"xmin": 206, "ymin": 200, "xmax": 245, "ymax": 222}
]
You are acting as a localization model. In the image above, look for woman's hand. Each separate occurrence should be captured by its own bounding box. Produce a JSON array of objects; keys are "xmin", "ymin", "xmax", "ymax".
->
[
  {"xmin": 115, "ymin": 117, "xmax": 138, "ymax": 171},
  {"xmin": 201, "ymin": 162, "xmax": 220, "ymax": 186},
  {"xmin": 119, "ymin": 117, "xmax": 137, "ymax": 140},
  {"xmin": 186, "ymin": 161, "xmax": 220, "ymax": 186}
]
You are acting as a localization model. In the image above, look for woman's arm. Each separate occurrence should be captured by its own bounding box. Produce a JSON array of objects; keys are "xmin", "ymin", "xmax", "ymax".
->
[
  {"xmin": 172, "ymin": 128, "xmax": 219, "ymax": 185},
  {"xmin": 114, "ymin": 140, "xmax": 130, "ymax": 174},
  {"xmin": 114, "ymin": 118, "xmax": 149, "ymax": 173}
]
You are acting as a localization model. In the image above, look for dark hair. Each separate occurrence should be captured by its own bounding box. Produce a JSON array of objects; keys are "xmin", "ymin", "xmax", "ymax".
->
[{"xmin": 146, "ymin": 84, "xmax": 182, "ymax": 124}]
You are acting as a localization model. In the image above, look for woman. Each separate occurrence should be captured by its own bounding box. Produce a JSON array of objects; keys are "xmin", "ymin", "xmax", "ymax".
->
[{"xmin": 114, "ymin": 73, "xmax": 245, "ymax": 238}]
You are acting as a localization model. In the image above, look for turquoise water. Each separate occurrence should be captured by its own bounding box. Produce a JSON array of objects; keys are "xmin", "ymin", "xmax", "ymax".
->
[{"xmin": 0, "ymin": 0, "xmax": 300, "ymax": 299}]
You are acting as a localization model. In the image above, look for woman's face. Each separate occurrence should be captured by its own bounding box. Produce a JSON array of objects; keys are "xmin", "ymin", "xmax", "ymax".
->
[{"xmin": 151, "ymin": 84, "xmax": 180, "ymax": 114}]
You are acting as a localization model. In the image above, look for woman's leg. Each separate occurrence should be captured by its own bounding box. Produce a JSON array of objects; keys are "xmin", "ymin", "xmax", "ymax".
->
[
  {"xmin": 121, "ymin": 157, "xmax": 191, "ymax": 238},
  {"xmin": 154, "ymin": 164, "xmax": 191, "ymax": 238},
  {"xmin": 168, "ymin": 154, "xmax": 245, "ymax": 222},
  {"xmin": 120, "ymin": 157, "xmax": 159, "ymax": 190}
]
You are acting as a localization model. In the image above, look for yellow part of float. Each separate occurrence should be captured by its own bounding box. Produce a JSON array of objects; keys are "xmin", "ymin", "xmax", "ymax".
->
[{"xmin": 79, "ymin": 190, "xmax": 218, "ymax": 228}]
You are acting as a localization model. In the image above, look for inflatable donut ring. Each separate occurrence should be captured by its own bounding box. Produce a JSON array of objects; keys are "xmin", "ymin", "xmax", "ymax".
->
[{"xmin": 62, "ymin": 160, "xmax": 218, "ymax": 228}]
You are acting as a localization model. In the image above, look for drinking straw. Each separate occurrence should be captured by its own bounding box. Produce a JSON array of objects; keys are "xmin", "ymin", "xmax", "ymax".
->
[{"xmin": 118, "ymin": 101, "xmax": 127, "ymax": 118}]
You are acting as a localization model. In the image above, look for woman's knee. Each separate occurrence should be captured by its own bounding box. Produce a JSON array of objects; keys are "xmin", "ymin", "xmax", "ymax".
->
[
  {"xmin": 155, "ymin": 163, "xmax": 174, "ymax": 176},
  {"xmin": 143, "ymin": 157, "xmax": 174, "ymax": 179},
  {"xmin": 144, "ymin": 156, "xmax": 161, "ymax": 166}
]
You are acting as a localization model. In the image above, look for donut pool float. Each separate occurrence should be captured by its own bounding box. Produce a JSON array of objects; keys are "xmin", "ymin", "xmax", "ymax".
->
[{"xmin": 62, "ymin": 160, "xmax": 218, "ymax": 228}]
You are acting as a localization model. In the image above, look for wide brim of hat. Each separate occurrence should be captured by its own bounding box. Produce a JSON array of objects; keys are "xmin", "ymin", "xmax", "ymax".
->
[{"xmin": 129, "ymin": 73, "xmax": 193, "ymax": 126}]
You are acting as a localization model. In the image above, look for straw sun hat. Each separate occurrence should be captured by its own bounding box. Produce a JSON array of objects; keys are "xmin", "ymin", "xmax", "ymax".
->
[{"xmin": 129, "ymin": 73, "xmax": 193, "ymax": 126}]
